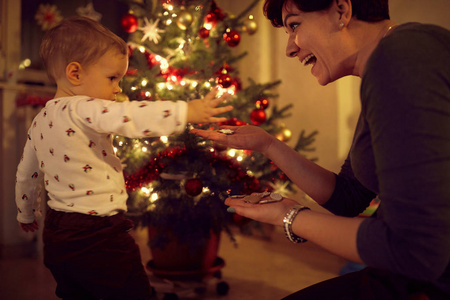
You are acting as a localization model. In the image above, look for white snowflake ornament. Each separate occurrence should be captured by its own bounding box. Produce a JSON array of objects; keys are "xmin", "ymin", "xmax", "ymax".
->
[{"xmin": 139, "ymin": 18, "xmax": 165, "ymax": 44}]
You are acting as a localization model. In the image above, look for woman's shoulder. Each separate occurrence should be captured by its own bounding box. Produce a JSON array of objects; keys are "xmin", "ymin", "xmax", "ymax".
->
[
  {"xmin": 367, "ymin": 22, "xmax": 450, "ymax": 73},
  {"xmin": 385, "ymin": 22, "xmax": 450, "ymax": 48},
  {"xmin": 394, "ymin": 22, "xmax": 449, "ymax": 33},
  {"xmin": 361, "ymin": 22, "xmax": 450, "ymax": 108}
]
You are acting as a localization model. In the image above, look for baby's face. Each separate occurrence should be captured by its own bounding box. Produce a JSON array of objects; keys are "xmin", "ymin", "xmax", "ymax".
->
[{"xmin": 78, "ymin": 49, "xmax": 128, "ymax": 101}]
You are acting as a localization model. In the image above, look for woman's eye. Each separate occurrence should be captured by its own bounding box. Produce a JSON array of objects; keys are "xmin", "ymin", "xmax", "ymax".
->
[
  {"xmin": 289, "ymin": 22, "xmax": 299, "ymax": 31},
  {"xmin": 109, "ymin": 76, "xmax": 117, "ymax": 81}
]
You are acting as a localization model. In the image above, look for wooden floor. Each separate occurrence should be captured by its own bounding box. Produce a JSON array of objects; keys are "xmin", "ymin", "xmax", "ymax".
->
[{"xmin": 0, "ymin": 223, "xmax": 345, "ymax": 300}]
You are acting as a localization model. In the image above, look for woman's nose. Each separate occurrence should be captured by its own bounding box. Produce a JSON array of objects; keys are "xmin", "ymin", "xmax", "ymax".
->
[{"xmin": 285, "ymin": 35, "xmax": 299, "ymax": 58}]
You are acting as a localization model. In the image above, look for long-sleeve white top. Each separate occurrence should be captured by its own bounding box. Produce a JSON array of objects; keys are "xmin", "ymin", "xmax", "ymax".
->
[{"xmin": 15, "ymin": 96, "xmax": 187, "ymax": 223}]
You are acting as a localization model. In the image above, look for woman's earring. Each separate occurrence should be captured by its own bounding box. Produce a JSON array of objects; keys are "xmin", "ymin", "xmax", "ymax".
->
[{"xmin": 339, "ymin": 22, "xmax": 344, "ymax": 29}]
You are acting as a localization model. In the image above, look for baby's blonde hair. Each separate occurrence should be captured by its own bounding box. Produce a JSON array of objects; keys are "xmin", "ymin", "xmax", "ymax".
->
[{"xmin": 40, "ymin": 16, "xmax": 128, "ymax": 83}]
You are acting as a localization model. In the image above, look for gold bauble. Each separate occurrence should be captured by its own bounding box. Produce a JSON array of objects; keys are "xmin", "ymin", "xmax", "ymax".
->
[
  {"xmin": 176, "ymin": 11, "xmax": 193, "ymax": 30},
  {"xmin": 243, "ymin": 19, "xmax": 258, "ymax": 35},
  {"xmin": 275, "ymin": 127, "xmax": 292, "ymax": 142},
  {"xmin": 115, "ymin": 92, "xmax": 129, "ymax": 102}
]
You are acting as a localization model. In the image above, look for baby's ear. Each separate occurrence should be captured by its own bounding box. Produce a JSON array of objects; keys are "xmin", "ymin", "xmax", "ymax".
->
[{"xmin": 66, "ymin": 62, "xmax": 82, "ymax": 85}]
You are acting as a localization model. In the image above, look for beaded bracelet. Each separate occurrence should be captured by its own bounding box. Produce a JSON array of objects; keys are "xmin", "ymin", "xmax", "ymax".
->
[{"xmin": 283, "ymin": 204, "xmax": 310, "ymax": 243}]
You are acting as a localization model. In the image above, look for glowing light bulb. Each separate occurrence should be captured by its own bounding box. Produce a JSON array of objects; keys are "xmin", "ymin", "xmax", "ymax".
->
[
  {"xmin": 150, "ymin": 193, "xmax": 158, "ymax": 202},
  {"xmin": 19, "ymin": 58, "xmax": 31, "ymax": 69},
  {"xmin": 161, "ymin": 61, "xmax": 169, "ymax": 70},
  {"xmin": 141, "ymin": 187, "xmax": 150, "ymax": 195}
]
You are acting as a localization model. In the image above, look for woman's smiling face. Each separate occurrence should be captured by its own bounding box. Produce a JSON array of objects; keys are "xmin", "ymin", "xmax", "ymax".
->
[{"xmin": 282, "ymin": 0, "xmax": 350, "ymax": 85}]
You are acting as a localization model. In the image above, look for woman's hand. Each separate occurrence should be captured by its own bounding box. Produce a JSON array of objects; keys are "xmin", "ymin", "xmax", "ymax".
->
[
  {"xmin": 190, "ymin": 125, "xmax": 276, "ymax": 154},
  {"xmin": 225, "ymin": 196, "xmax": 299, "ymax": 227}
]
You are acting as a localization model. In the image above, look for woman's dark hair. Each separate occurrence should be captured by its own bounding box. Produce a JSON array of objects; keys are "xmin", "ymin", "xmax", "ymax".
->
[{"xmin": 263, "ymin": 0, "xmax": 390, "ymax": 27}]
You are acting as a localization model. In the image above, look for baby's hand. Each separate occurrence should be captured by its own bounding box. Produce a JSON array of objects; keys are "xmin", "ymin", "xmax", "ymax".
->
[
  {"xmin": 19, "ymin": 220, "xmax": 39, "ymax": 233},
  {"xmin": 187, "ymin": 87, "xmax": 233, "ymax": 123}
]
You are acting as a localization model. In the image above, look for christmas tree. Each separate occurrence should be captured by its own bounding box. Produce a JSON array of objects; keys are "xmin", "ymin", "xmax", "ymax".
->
[{"xmin": 114, "ymin": 0, "xmax": 317, "ymax": 249}]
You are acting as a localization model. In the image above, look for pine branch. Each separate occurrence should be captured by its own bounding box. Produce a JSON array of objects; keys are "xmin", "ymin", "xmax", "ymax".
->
[{"xmin": 294, "ymin": 130, "xmax": 318, "ymax": 154}]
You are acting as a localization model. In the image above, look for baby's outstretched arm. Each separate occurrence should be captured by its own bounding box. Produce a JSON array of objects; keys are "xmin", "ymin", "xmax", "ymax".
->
[
  {"xmin": 19, "ymin": 220, "xmax": 39, "ymax": 233},
  {"xmin": 187, "ymin": 87, "xmax": 233, "ymax": 123}
]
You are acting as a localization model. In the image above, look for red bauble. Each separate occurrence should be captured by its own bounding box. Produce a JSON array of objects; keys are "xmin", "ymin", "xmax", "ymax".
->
[
  {"xmin": 216, "ymin": 73, "xmax": 232, "ymax": 88},
  {"xmin": 210, "ymin": 1, "xmax": 226, "ymax": 21},
  {"xmin": 199, "ymin": 27, "xmax": 210, "ymax": 39},
  {"xmin": 204, "ymin": 4, "xmax": 226, "ymax": 26},
  {"xmin": 205, "ymin": 13, "xmax": 218, "ymax": 26},
  {"xmin": 250, "ymin": 109, "xmax": 266, "ymax": 125},
  {"xmin": 255, "ymin": 98, "xmax": 269, "ymax": 109},
  {"xmin": 121, "ymin": 14, "xmax": 138, "ymax": 33},
  {"xmin": 185, "ymin": 178, "xmax": 203, "ymax": 196},
  {"xmin": 223, "ymin": 30, "xmax": 240, "ymax": 47}
]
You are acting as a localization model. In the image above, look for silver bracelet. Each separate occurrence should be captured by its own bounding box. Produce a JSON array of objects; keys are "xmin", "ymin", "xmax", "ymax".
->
[{"xmin": 283, "ymin": 204, "xmax": 310, "ymax": 243}]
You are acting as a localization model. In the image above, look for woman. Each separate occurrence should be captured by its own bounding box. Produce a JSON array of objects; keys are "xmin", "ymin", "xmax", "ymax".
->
[{"xmin": 191, "ymin": 0, "xmax": 450, "ymax": 299}]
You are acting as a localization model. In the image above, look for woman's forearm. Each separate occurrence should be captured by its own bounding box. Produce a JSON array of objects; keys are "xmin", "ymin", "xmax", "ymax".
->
[
  {"xmin": 291, "ymin": 208, "xmax": 365, "ymax": 263},
  {"xmin": 264, "ymin": 137, "xmax": 336, "ymax": 205}
]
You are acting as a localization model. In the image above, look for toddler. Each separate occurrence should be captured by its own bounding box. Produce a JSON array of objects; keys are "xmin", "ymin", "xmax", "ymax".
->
[{"xmin": 15, "ymin": 16, "xmax": 232, "ymax": 300}]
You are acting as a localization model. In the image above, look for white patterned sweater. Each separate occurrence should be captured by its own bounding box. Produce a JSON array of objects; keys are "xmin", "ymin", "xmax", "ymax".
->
[{"xmin": 15, "ymin": 96, "xmax": 187, "ymax": 223}]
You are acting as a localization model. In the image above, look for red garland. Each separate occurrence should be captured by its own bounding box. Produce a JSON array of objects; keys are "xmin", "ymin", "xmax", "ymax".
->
[
  {"xmin": 219, "ymin": 117, "xmax": 247, "ymax": 126},
  {"xmin": 124, "ymin": 146, "xmax": 257, "ymax": 193}
]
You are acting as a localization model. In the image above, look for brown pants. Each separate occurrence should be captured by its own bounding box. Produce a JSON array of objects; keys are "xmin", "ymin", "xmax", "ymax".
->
[{"xmin": 43, "ymin": 209, "xmax": 152, "ymax": 300}]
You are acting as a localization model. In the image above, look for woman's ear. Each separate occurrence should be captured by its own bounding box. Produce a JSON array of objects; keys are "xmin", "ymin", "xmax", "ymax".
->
[
  {"xmin": 66, "ymin": 62, "xmax": 82, "ymax": 86},
  {"xmin": 335, "ymin": 0, "xmax": 352, "ymax": 28}
]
